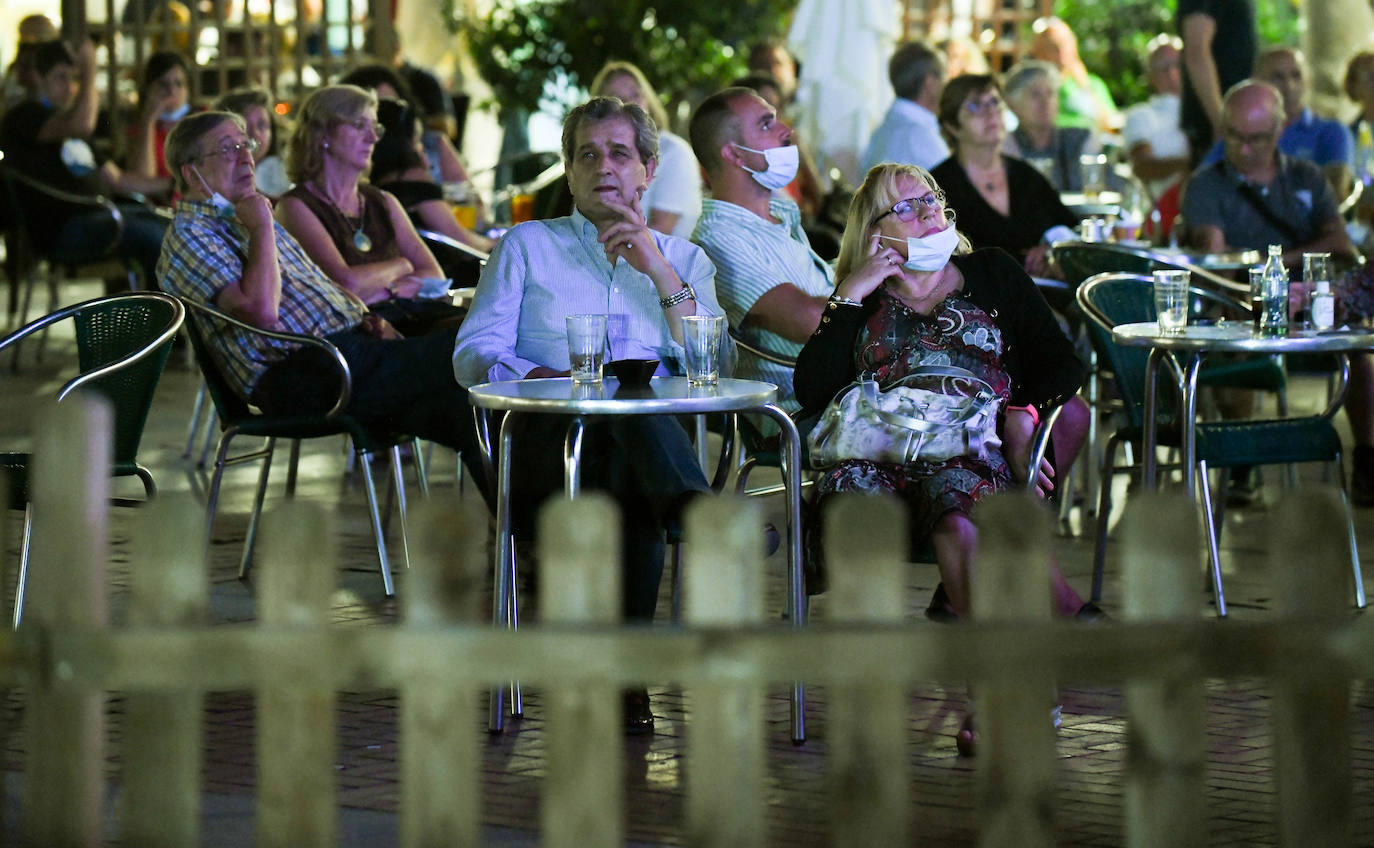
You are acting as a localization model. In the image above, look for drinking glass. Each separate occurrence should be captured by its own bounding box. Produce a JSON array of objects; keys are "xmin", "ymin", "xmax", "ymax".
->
[
  {"xmin": 681, "ymin": 315, "xmax": 725, "ymax": 385},
  {"xmin": 1079, "ymin": 153, "xmax": 1108, "ymax": 200},
  {"xmin": 1152, "ymin": 269, "xmax": 1190, "ymax": 335},
  {"xmin": 566, "ymin": 314, "xmax": 607, "ymax": 384}
]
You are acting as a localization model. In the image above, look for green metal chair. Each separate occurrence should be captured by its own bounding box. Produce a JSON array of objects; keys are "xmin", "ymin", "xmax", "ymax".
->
[
  {"xmin": 1, "ymin": 291, "xmax": 184, "ymax": 626},
  {"xmin": 179, "ymin": 298, "xmax": 424, "ymax": 597},
  {"xmin": 1077, "ymin": 272, "xmax": 1364, "ymax": 616}
]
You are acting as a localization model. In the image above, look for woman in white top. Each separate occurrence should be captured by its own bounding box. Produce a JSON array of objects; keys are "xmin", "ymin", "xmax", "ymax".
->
[{"xmin": 590, "ymin": 61, "xmax": 702, "ymax": 239}]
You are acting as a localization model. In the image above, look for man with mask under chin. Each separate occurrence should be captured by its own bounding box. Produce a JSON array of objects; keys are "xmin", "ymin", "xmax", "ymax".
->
[
  {"xmin": 155, "ymin": 110, "xmax": 486, "ymax": 478},
  {"xmin": 688, "ymin": 88, "xmax": 834, "ymax": 414}
]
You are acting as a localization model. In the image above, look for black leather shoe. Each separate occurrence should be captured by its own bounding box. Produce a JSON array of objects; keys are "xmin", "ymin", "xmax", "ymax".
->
[
  {"xmin": 1075, "ymin": 601, "xmax": 1108, "ymax": 622},
  {"xmin": 623, "ymin": 688, "xmax": 655, "ymax": 735}
]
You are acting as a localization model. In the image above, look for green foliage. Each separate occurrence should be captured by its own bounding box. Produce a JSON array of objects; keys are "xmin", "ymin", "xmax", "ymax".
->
[
  {"xmin": 452, "ymin": 0, "xmax": 794, "ymax": 124},
  {"xmin": 1054, "ymin": 0, "xmax": 1300, "ymax": 108}
]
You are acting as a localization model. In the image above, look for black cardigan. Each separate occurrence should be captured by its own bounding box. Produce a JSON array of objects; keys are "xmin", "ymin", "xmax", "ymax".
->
[
  {"xmin": 929, "ymin": 155, "xmax": 1079, "ymax": 265},
  {"xmin": 794, "ymin": 248, "xmax": 1086, "ymax": 420}
]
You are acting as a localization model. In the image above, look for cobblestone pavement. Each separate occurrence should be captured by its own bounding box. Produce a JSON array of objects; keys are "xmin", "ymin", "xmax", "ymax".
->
[{"xmin": 3, "ymin": 283, "xmax": 1374, "ymax": 845}]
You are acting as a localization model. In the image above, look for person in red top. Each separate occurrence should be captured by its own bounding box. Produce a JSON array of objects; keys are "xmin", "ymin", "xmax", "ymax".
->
[{"xmin": 128, "ymin": 51, "xmax": 190, "ymax": 196}]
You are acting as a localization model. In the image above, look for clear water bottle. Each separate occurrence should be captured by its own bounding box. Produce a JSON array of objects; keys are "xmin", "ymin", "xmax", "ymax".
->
[
  {"xmin": 1259, "ymin": 244, "xmax": 1289, "ymax": 337},
  {"xmin": 1311, "ymin": 280, "xmax": 1335, "ymax": 331}
]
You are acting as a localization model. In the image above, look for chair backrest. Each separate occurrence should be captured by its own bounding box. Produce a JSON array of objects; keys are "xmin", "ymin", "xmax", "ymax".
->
[
  {"xmin": 416, "ymin": 229, "xmax": 487, "ymax": 287},
  {"xmin": 1076, "ymin": 272, "xmax": 1179, "ymax": 430},
  {"xmin": 1055, "ymin": 242, "xmax": 1156, "ymax": 290},
  {"xmin": 21, "ymin": 293, "xmax": 184, "ymax": 471}
]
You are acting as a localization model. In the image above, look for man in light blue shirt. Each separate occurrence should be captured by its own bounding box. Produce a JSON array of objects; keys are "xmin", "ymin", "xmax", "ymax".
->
[
  {"xmin": 689, "ymin": 87, "xmax": 835, "ymax": 413},
  {"xmin": 863, "ymin": 41, "xmax": 950, "ymax": 173},
  {"xmin": 453, "ymin": 98, "xmax": 728, "ymax": 732}
]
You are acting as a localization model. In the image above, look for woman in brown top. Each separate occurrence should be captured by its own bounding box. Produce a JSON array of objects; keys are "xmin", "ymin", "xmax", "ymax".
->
[{"xmin": 276, "ymin": 84, "xmax": 463, "ymax": 336}]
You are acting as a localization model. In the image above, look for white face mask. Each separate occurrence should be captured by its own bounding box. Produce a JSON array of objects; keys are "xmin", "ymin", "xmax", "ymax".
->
[
  {"xmin": 192, "ymin": 165, "xmax": 236, "ymax": 219},
  {"xmin": 160, "ymin": 102, "xmax": 190, "ymax": 123},
  {"xmin": 881, "ymin": 223, "xmax": 960, "ymax": 271},
  {"xmin": 732, "ymin": 142, "xmax": 799, "ymax": 190}
]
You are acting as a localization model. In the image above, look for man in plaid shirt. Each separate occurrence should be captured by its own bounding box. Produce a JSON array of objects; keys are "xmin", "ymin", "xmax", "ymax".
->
[{"xmin": 157, "ymin": 110, "xmax": 483, "ymax": 473}]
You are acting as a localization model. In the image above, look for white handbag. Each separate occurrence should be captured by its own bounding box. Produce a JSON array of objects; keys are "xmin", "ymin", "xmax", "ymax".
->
[{"xmin": 807, "ymin": 365, "xmax": 1003, "ymax": 469}]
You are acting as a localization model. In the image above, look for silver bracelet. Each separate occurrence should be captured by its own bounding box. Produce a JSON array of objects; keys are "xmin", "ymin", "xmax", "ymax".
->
[
  {"xmin": 659, "ymin": 284, "xmax": 695, "ymax": 310},
  {"xmin": 828, "ymin": 293, "xmax": 863, "ymax": 308}
]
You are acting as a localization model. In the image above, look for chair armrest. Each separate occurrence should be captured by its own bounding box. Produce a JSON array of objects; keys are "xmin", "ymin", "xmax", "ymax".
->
[
  {"xmin": 178, "ymin": 297, "xmax": 355, "ymax": 418},
  {"xmin": 728, "ymin": 328, "xmax": 798, "ymax": 367},
  {"xmin": 417, "ymin": 228, "xmax": 489, "ymax": 264},
  {"xmin": 1023, "ymin": 400, "xmax": 1065, "ymax": 496}
]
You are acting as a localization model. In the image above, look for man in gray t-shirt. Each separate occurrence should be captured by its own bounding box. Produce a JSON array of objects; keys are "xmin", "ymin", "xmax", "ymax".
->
[{"xmin": 1181, "ymin": 80, "xmax": 1353, "ymax": 268}]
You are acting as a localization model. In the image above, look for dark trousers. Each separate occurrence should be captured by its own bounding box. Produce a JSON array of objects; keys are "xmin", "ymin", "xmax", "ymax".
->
[
  {"xmin": 55, "ymin": 203, "xmax": 169, "ymax": 286},
  {"xmin": 504, "ymin": 413, "xmax": 711, "ymax": 622},
  {"xmin": 252, "ymin": 324, "xmax": 487, "ymax": 496}
]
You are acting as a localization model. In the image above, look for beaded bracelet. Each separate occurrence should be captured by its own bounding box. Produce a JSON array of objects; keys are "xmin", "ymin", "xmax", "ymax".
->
[{"xmin": 659, "ymin": 284, "xmax": 696, "ymax": 310}]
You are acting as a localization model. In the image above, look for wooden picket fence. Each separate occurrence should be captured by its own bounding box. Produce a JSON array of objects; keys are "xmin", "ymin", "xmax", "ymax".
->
[{"xmin": 3, "ymin": 396, "xmax": 1372, "ymax": 846}]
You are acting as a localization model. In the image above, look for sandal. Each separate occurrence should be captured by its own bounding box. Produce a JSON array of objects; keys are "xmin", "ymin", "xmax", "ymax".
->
[{"xmin": 955, "ymin": 714, "xmax": 977, "ymax": 757}]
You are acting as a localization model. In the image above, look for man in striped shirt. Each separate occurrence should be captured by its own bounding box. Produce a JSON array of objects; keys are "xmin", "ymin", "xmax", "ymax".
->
[{"xmin": 689, "ymin": 88, "xmax": 835, "ymax": 413}]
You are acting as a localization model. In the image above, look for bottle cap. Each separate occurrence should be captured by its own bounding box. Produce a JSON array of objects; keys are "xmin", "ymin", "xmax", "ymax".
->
[{"xmin": 1316, "ymin": 280, "xmax": 1331, "ymax": 293}]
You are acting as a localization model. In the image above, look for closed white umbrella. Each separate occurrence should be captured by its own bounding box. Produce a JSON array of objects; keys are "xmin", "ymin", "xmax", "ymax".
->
[{"xmin": 788, "ymin": 0, "xmax": 898, "ymax": 187}]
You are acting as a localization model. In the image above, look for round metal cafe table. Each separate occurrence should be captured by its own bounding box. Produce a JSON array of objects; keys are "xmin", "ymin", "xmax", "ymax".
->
[{"xmin": 467, "ymin": 376, "xmax": 808, "ymax": 742}]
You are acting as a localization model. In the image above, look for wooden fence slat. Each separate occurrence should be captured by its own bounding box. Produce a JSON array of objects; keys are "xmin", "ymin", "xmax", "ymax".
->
[
  {"xmin": 25, "ymin": 396, "xmax": 110, "ymax": 847},
  {"xmin": 1121, "ymin": 492, "xmax": 1205, "ymax": 848},
  {"xmin": 1273, "ymin": 490, "xmax": 1352, "ymax": 848},
  {"xmin": 400, "ymin": 499, "xmax": 485, "ymax": 848},
  {"xmin": 686, "ymin": 496, "xmax": 765, "ymax": 848},
  {"xmin": 257, "ymin": 502, "xmax": 336, "ymax": 847},
  {"xmin": 826, "ymin": 495, "xmax": 910, "ymax": 847},
  {"xmin": 540, "ymin": 495, "xmax": 623, "ymax": 848},
  {"xmin": 121, "ymin": 495, "xmax": 208, "ymax": 848},
  {"xmin": 973, "ymin": 493, "xmax": 1056, "ymax": 848}
]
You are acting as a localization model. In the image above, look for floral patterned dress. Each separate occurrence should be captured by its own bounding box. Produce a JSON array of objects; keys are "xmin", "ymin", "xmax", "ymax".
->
[{"xmin": 806, "ymin": 286, "xmax": 1013, "ymax": 569}]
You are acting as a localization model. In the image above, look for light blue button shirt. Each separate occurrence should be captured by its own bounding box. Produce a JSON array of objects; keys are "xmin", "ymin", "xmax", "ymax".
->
[{"xmin": 453, "ymin": 206, "xmax": 734, "ymax": 387}]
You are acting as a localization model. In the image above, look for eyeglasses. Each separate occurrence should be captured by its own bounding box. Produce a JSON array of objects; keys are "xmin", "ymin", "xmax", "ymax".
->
[
  {"xmin": 873, "ymin": 191, "xmax": 944, "ymax": 225},
  {"xmin": 963, "ymin": 95, "xmax": 1003, "ymax": 115},
  {"xmin": 1221, "ymin": 125, "xmax": 1276, "ymax": 147},
  {"xmin": 344, "ymin": 117, "xmax": 385, "ymax": 137},
  {"xmin": 197, "ymin": 138, "xmax": 259, "ymax": 162}
]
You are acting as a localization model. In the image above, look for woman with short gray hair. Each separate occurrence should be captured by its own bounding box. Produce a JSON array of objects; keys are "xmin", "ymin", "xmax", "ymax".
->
[{"xmin": 1001, "ymin": 60, "xmax": 1100, "ymax": 192}]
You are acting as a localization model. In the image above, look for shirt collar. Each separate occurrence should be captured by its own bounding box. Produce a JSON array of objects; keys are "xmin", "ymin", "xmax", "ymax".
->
[{"xmin": 892, "ymin": 97, "xmax": 939, "ymax": 127}]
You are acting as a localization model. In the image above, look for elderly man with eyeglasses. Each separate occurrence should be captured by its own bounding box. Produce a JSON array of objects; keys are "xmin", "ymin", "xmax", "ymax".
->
[
  {"xmin": 156, "ymin": 110, "xmax": 486, "ymax": 473},
  {"xmin": 1182, "ymin": 80, "xmax": 1354, "ymax": 268}
]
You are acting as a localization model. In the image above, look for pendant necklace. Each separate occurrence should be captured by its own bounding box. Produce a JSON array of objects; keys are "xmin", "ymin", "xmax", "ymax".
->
[{"xmin": 316, "ymin": 183, "xmax": 372, "ymax": 252}]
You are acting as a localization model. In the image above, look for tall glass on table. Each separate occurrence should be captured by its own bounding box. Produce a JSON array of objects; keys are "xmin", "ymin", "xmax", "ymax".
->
[
  {"xmin": 681, "ymin": 314, "xmax": 725, "ymax": 385},
  {"xmin": 565, "ymin": 314, "xmax": 607, "ymax": 384},
  {"xmin": 1152, "ymin": 269, "xmax": 1190, "ymax": 335}
]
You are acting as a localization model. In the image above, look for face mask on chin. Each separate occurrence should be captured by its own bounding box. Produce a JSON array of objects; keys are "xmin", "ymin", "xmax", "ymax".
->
[
  {"xmin": 732, "ymin": 142, "xmax": 799, "ymax": 190},
  {"xmin": 880, "ymin": 223, "xmax": 961, "ymax": 271},
  {"xmin": 159, "ymin": 102, "xmax": 190, "ymax": 123},
  {"xmin": 191, "ymin": 165, "xmax": 236, "ymax": 219}
]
